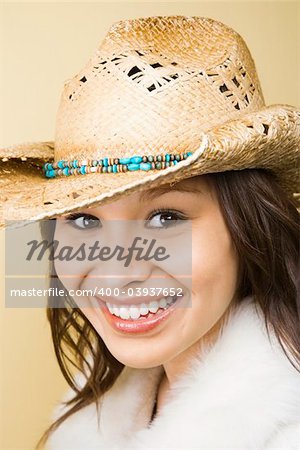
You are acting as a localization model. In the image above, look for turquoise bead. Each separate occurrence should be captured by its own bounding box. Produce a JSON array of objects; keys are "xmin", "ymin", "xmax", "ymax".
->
[
  {"xmin": 119, "ymin": 157, "xmax": 131, "ymax": 164},
  {"xmin": 140, "ymin": 162, "xmax": 151, "ymax": 171},
  {"xmin": 127, "ymin": 163, "xmax": 140, "ymax": 171},
  {"xmin": 46, "ymin": 170, "xmax": 55, "ymax": 178},
  {"xmin": 130, "ymin": 156, "xmax": 143, "ymax": 164},
  {"xmin": 43, "ymin": 151, "xmax": 192, "ymax": 179}
]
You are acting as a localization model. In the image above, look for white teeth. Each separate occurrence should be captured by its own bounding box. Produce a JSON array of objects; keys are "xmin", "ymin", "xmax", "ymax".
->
[
  {"xmin": 159, "ymin": 297, "xmax": 167, "ymax": 308},
  {"xmin": 119, "ymin": 307, "xmax": 130, "ymax": 320},
  {"xmin": 140, "ymin": 303, "xmax": 149, "ymax": 315},
  {"xmin": 149, "ymin": 301, "xmax": 159, "ymax": 313},
  {"xmin": 112, "ymin": 306, "xmax": 119, "ymax": 316},
  {"xmin": 129, "ymin": 306, "xmax": 140, "ymax": 319},
  {"xmin": 106, "ymin": 295, "xmax": 178, "ymax": 320}
]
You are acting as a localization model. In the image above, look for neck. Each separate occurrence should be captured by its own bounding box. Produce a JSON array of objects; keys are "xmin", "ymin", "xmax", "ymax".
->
[{"xmin": 163, "ymin": 305, "xmax": 232, "ymax": 386}]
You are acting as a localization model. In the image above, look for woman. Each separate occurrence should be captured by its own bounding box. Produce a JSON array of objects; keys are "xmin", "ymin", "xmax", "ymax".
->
[{"xmin": 1, "ymin": 15, "xmax": 299, "ymax": 449}]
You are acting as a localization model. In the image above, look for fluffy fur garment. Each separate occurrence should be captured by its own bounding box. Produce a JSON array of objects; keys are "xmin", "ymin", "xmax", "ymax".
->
[{"xmin": 47, "ymin": 296, "xmax": 300, "ymax": 449}]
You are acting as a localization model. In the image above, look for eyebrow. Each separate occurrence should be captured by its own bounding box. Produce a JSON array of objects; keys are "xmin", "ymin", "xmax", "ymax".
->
[{"xmin": 139, "ymin": 184, "xmax": 204, "ymax": 203}]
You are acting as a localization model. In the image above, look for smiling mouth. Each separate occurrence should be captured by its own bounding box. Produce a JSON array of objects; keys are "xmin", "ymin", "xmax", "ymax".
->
[{"xmin": 100, "ymin": 294, "xmax": 179, "ymax": 321}]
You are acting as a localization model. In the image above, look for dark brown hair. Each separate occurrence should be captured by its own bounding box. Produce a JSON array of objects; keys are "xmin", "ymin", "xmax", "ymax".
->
[{"xmin": 36, "ymin": 168, "xmax": 300, "ymax": 449}]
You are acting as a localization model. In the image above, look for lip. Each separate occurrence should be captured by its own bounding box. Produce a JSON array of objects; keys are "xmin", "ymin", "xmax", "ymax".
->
[
  {"xmin": 96, "ymin": 293, "xmax": 176, "ymax": 306},
  {"xmin": 97, "ymin": 294, "xmax": 185, "ymax": 334}
]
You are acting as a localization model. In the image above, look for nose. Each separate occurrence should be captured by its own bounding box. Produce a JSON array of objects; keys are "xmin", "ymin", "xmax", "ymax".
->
[
  {"xmin": 86, "ymin": 219, "xmax": 157, "ymax": 292},
  {"xmin": 88, "ymin": 253, "xmax": 158, "ymax": 302}
]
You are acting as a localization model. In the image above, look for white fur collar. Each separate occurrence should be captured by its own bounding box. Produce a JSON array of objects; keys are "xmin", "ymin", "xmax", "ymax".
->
[{"xmin": 47, "ymin": 296, "xmax": 300, "ymax": 449}]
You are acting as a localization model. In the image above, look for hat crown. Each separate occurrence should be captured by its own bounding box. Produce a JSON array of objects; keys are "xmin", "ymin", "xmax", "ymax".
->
[{"xmin": 54, "ymin": 15, "xmax": 265, "ymax": 162}]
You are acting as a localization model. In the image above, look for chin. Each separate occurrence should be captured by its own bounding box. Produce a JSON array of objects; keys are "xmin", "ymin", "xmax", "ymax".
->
[{"xmin": 110, "ymin": 351, "xmax": 165, "ymax": 369}]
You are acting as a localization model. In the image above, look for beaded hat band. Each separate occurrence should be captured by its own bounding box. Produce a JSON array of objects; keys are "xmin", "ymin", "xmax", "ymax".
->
[
  {"xmin": 43, "ymin": 152, "xmax": 193, "ymax": 178},
  {"xmin": 0, "ymin": 15, "xmax": 299, "ymax": 228}
]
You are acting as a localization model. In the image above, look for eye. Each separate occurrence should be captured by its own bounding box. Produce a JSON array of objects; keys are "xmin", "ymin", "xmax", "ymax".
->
[
  {"xmin": 146, "ymin": 208, "xmax": 187, "ymax": 229},
  {"xmin": 64, "ymin": 213, "xmax": 100, "ymax": 230}
]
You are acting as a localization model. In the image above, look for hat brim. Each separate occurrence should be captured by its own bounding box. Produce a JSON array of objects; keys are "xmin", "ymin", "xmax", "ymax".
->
[{"xmin": 1, "ymin": 104, "xmax": 299, "ymax": 229}]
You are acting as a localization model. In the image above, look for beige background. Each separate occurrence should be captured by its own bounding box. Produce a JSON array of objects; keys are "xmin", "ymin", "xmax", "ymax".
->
[{"xmin": 1, "ymin": 1, "xmax": 299, "ymax": 449}]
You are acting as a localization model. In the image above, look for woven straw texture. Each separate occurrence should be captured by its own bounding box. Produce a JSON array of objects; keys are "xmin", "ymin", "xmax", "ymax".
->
[{"xmin": 1, "ymin": 16, "xmax": 299, "ymax": 227}]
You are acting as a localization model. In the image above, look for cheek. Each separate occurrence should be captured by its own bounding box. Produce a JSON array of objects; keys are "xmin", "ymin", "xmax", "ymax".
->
[
  {"xmin": 53, "ymin": 228, "xmax": 92, "ymax": 292},
  {"xmin": 191, "ymin": 219, "xmax": 238, "ymax": 302},
  {"xmin": 180, "ymin": 221, "xmax": 238, "ymax": 343}
]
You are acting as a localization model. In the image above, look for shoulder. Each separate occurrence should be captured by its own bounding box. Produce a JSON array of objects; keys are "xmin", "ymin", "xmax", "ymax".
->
[
  {"xmin": 264, "ymin": 422, "xmax": 300, "ymax": 449},
  {"xmin": 51, "ymin": 370, "xmax": 87, "ymax": 421},
  {"xmin": 47, "ymin": 371, "xmax": 104, "ymax": 449}
]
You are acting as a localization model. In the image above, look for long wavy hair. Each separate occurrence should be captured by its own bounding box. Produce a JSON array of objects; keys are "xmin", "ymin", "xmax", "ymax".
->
[{"xmin": 36, "ymin": 168, "xmax": 300, "ymax": 449}]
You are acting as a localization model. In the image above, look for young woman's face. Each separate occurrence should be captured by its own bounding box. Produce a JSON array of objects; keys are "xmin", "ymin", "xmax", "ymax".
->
[{"xmin": 54, "ymin": 176, "xmax": 239, "ymax": 369}]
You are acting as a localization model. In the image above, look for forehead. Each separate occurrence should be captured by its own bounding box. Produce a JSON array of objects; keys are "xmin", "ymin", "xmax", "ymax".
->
[
  {"xmin": 57, "ymin": 175, "xmax": 214, "ymax": 219},
  {"xmin": 139, "ymin": 175, "xmax": 212, "ymax": 203}
]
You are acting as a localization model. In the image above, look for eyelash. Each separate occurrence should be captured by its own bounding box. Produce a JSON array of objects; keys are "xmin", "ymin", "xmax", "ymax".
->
[{"xmin": 64, "ymin": 208, "xmax": 188, "ymax": 230}]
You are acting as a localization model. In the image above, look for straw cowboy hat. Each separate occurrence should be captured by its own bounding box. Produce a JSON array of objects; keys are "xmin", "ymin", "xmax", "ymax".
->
[{"xmin": 1, "ymin": 15, "xmax": 299, "ymax": 228}]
